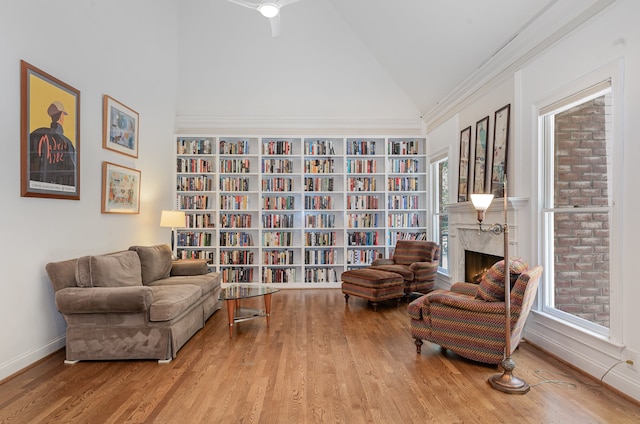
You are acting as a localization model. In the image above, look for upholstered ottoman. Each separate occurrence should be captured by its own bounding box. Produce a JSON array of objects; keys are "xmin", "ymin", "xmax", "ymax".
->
[{"xmin": 341, "ymin": 268, "xmax": 404, "ymax": 311}]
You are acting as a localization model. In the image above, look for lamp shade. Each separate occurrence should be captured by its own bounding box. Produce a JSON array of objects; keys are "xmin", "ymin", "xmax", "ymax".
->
[
  {"xmin": 160, "ymin": 210, "xmax": 185, "ymax": 228},
  {"xmin": 470, "ymin": 193, "xmax": 494, "ymax": 211},
  {"xmin": 258, "ymin": 3, "xmax": 279, "ymax": 18}
]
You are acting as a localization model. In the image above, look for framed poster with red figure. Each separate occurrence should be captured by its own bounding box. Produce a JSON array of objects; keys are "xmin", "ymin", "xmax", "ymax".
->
[{"xmin": 21, "ymin": 60, "xmax": 80, "ymax": 199}]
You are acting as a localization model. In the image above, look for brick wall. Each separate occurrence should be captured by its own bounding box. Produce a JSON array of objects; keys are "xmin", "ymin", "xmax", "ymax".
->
[{"xmin": 553, "ymin": 95, "xmax": 610, "ymax": 328}]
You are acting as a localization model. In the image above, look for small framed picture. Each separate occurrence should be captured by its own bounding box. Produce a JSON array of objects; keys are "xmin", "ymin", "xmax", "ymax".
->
[
  {"xmin": 103, "ymin": 95, "xmax": 139, "ymax": 158},
  {"xmin": 457, "ymin": 126, "xmax": 472, "ymax": 202},
  {"xmin": 21, "ymin": 60, "xmax": 80, "ymax": 200},
  {"xmin": 472, "ymin": 116, "xmax": 490, "ymax": 194},
  {"xmin": 490, "ymin": 104, "xmax": 510, "ymax": 197},
  {"xmin": 101, "ymin": 162, "xmax": 141, "ymax": 214}
]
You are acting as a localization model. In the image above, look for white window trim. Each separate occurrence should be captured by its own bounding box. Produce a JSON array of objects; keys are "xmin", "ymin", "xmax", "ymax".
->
[
  {"xmin": 534, "ymin": 59, "xmax": 624, "ymax": 347},
  {"xmin": 429, "ymin": 147, "xmax": 450, "ymax": 276}
]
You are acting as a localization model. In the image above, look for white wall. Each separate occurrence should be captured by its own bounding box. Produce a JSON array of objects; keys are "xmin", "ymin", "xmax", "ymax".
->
[
  {"xmin": 0, "ymin": 0, "xmax": 178, "ymax": 380},
  {"xmin": 427, "ymin": 0, "xmax": 640, "ymax": 400}
]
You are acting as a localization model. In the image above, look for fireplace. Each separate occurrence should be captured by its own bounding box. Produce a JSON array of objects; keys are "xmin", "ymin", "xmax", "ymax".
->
[
  {"xmin": 465, "ymin": 250, "xmax": 502, "ymax": 283},
  {"xmin": 445, "ymin": 197, "xmax": 527, "ymax": 284}
]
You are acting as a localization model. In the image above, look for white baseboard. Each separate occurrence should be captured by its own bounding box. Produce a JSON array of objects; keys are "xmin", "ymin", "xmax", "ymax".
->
[{"xmin": 0, "ymin": 336, "xmax": 65, "ymax": 381}]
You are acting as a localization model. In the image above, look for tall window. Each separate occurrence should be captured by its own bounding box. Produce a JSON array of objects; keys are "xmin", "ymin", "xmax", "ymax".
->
[
  {"xmin": 431, "ymin": 155, "xmax": 449, "ymax": 272},
  {"xmin": 540, "ymin": 80, "xmax": 612, "ymax": 335}
]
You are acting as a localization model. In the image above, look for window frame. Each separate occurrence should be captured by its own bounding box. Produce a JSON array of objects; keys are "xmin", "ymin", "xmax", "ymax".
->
[{"xmin": 430, "ymin": 150, "xmax": 449, "ymax": 275}]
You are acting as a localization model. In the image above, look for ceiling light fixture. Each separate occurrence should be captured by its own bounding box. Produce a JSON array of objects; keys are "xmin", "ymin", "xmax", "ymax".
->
[{"xmin": 258, "ymin": 3, "xmax": 280, "ymax": 18}]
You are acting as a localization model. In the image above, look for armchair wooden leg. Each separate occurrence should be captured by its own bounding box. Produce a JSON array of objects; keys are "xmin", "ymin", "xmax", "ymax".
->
[
  {"xmin": 414, "ymin": 338, "xmax": 423, "ymax": 354},
  {"xmin": 344, "ymin": 293, "xmax": 349, "ymax": 304}
]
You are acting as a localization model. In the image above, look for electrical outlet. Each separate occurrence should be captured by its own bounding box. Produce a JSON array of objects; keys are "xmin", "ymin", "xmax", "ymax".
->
[{"xmin": 625, "ymin": 349, "xmax": 637, "ymax": 371}]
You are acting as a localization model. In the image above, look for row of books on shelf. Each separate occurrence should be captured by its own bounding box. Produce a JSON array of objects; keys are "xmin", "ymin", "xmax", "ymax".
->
[
  {"xmin": 178, "ymin": 194, "xmax": 211, "ymax": 210},
  {"xmin": 389, "ymin": 231, "xmax": 428, "ymax": 245},
  {"xmin": 220, "ymin": 195, "xmax": 249, "ymax": 210},
  {"xmin": 388, "ymin": 159, "xmax": 420, "ymax": 173},
  {"xmin": 346, "ymin": 140, "xmax": 376, "ymax": 155},
  {"xmin": 388, "ymin": 195, "xmax": 420, "ymax": 209},
  {"xmin": 177, "ymin": 232, "xmax": 212, "ymax": 247},
  {"xmin": 347, "ymin": 249, "xmax": 380, "ymax": 265},
  {"xmin": 220, "ymin": 213, "xmax": 251, "ymax": 228},
  {"xmin": 176, "ymin": 158, "xmax": 214, "ymax": 173},
  {"xmin": 346, "ymin": 159, "xmax": 378, "ymax": 174},
  {"xmin": 220, "ymin": 159, "xmax": 250, "ymax": 173},
  {"xmin": 347, "ymin": 231, "xmax": 380, "ymax": 246},
  {"xmin": 304, "ymin": 140, "xmax": 336, "ymax": 156},
  {"xmin": 262, "ymin": 140, "xmax": 292, "ymax": 155},
  {"xmin": 347, "ymin": 194, "xmax": 379, "ymax": 210},
  {"xmin": 262, "ymin": 159, "xmax": 294, "ymax": 174},
  {"xmin": 221, "ymin": 267, "xmax": 254, "ymax": 283},
  {"xmin": 304, "ymin": 195, "xmax": 333, "ymax": 210},
  {"xmin": 263, "ymin": 231, "xmax": 294, "ymax": 247},
  {"xmin": 263, "ymin": 177, "xmax": 293, "ymax": 192},
  {"xmin": 305, "ymin": 213, "xmax": 335, "ymax": 228},
  {"xmin": 388, "ymin": 140, "xmax": 419, "ymax": 155},
  {"xmin": 305, "ymin": 232, "xmax": 337, "ymax": 247},
  {"xmin": 348, "ymin": 177, "xmax": 377, "ymax": 192},
  {"xmin": 220, "ymin": 250, "xmax": 254, "ymax": 265},
  {"xmin": 262, "ymin": 213, "xmax": 295, "ymax": 228},
  {"xmin": 387, "ymin": 177, "xmax": 419, "ymax": 191},
  {"xmin": 184, "ymin": 213, "xmax": 215, "ymax": 229},
  {"xmin": 177, "ymin": 176, "xmax": 214, "ymax": 192},
  {"xmin": 219, "ymin": 231, "xmax": 254, "ymax": 247},
  {"xmin": 177, "ymin": 139, "xmax": 212, "ymax": 155},
  {"xmin": 305, "ymin": 268, "xmax": 338, "ymax": 283},
  {"xmin": 220, "ymin": 177, "xmax": 250, "ymax": 192},
  {"xmin": 304, "ymin": 177, "xmax": 334, "ymax": 192},
  {"xmin": 347, "ymin": 213, "xmax": 380, "ymax": 228},
  {"xmin": 263, "ymin": 268, "xmax": 296, "ymax": 283},
  {"xmin": 304, "ymin": 159, "xmax": 334, "ymax": 174},
  {"xmin": 176, "ymin": 249, "xmax": 214, "ymax": 261},
  {"xmin": 263, "ymin": 250, "xmax": 295, "ymax": 265},
  {"xmin": 305, "ymin": 249, "xmax": 337, "ymax": 265},
  {"xmin": 219, "ymin": 139, "xmax": 249, "ymax": 155},
  {"xmin": 388, "ymin": 212, "xmax": 420, "ymax": 228},
  {"xmin": 263, "ymin": 196, "xmax": 295, "ymax": 210}
]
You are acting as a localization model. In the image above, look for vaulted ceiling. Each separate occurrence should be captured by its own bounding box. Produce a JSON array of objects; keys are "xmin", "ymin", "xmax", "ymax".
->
[{"xmin": 178, "ymin": 0, "xmax": 609, "ymax": 124}]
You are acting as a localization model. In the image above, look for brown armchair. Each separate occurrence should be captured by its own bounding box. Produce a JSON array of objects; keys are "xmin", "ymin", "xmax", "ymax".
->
[
  {"xmin": 370, "ymin": 240, "xmax": 440, "ymax": 295},
  {"xmin": 407, "ymin": 260, "xmax": 542, "ymax": 364}
]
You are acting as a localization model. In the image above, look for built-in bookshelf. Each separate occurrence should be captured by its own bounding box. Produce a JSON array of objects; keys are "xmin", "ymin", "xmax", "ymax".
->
[{"xmin": 174, "ymin": 135, "xmax": 426, "ymax": 287}]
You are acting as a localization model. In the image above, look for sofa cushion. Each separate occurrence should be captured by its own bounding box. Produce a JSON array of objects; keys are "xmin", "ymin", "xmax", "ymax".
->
[
  {"xmin": 129, "ymin": 244, "xmax": 172, "ymax": 284},
  {"xmin": 149, "ymin": 273, "xmax": 220, "ymax": 296},
  {"xmin": 476, "ymin": 258, "xmax": 529, "ymax": 302},
  {"xmin": 369, "ymin": 264, "xmax": 414, "ymax": 281},
  {"xmin": 148, "ymin": 285, "xmax": 202, "ymax": 322},
  {"xmin": 75, "ymin": 251, "xmax": 143, "ymax": 288}
]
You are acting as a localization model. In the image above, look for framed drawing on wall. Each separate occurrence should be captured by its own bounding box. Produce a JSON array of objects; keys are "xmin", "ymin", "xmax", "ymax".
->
[
  {"xmin": 101, "ymin": 162, "xmax": 141, "ymax": 214},
  {"xmin": 472, "ymin": 116, "xmax": 490, "ymax": 194},
  {"xmin": 490, "ymin": 104, "xmax": 510, "ymax": 197},
  {"xmin": 103, "ymin": 95, "xmax": 139, "ymax": 158},
  {"xmin": 457, "ymin": 126, "xmax": 472, "ymax": 202},
  {"xmin": 20, "ymin": 60, "xmax": 80, "ymax": 200}
]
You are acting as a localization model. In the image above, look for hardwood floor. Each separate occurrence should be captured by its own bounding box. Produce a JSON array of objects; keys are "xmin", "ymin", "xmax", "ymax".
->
[{"xmin": 2, "ymin": 289, "xmax": 640, "ymax": 423}]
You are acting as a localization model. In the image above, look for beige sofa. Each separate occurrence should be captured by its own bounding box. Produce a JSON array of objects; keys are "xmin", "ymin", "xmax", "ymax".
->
[{"xmin": 46, "ymin": 244, "xmax": 221, "ymax": 363}]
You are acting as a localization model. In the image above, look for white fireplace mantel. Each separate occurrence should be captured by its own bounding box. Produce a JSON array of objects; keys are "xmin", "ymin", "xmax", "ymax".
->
[{"xmin": 446, "ymin": 197, "xmax": 529, "ymax": 284}]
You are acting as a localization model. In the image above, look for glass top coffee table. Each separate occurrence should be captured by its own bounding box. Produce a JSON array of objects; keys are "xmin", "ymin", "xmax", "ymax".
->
[{"xmin": 218, "ymin": 284, "xmax": 280, "ymax": 338}]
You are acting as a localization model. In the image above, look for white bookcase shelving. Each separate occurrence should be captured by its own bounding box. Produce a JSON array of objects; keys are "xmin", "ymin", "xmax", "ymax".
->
[{"xmin": 174, "ymin": 135, "xmax": 427, "ymax": 288}]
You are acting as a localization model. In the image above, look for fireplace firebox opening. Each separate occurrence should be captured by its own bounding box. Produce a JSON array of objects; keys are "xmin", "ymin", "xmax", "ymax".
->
[{"xmin": 465, "ymin": 250, "xmax": 503, "ymax": 283}]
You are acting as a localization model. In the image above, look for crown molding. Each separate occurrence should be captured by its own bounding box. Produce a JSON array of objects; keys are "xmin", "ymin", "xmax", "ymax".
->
[
  {"xmin": 175, "ymin": 115, "xmax": 426, "ymax": 136},
  {"xmin": 422, "ymin": 0, "xmax": 617, "ymax": 131}
]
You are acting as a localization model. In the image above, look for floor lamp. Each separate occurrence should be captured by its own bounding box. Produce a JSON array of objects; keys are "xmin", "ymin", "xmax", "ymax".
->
[
  {"xmin": 470, "ymin": 177, "xmax": 530, "ymax": 394},
  {"xmin": 160, "ymin": 210, "xmax": 186, "ymax": 259}
]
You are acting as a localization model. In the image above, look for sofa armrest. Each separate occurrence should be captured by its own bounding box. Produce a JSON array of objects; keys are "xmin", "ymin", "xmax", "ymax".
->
[
  {"xmin": 450, "ymin": 282, "xmax": 479, "ymax": 297},
  {"xmin": 170, "ymin": 259, "xmax": 209, "ymax": 276},
  {"xmin": 371, "ymin": 258, "xmax": 395, "ymax": 266},
  {"xmin": 55, "ymin": 287, "xmax": 153, "ymax": 314}
]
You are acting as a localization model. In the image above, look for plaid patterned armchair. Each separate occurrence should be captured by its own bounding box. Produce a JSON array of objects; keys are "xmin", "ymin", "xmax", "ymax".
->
[
  {"xmin": 370, "ymin": 240, "xmax": 440, "ymax": 295},
  {"xmin": 408, "ymin": 260, "xmax": 542, "ymax": 365}
]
